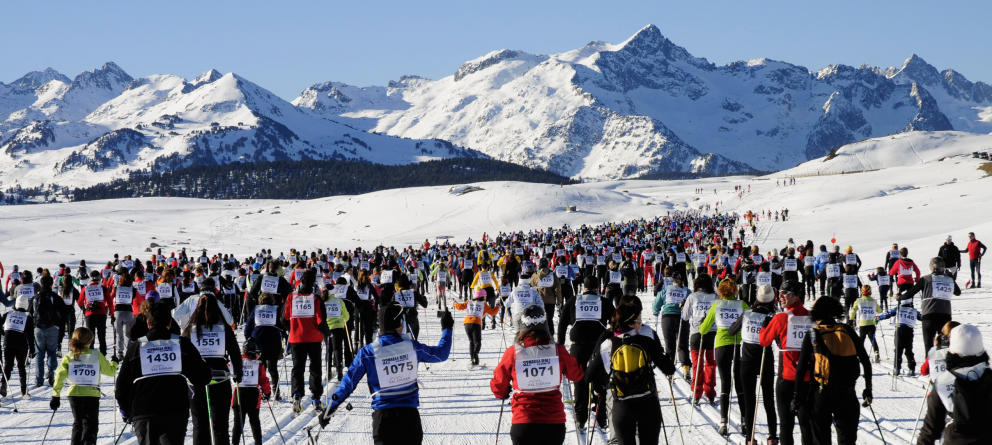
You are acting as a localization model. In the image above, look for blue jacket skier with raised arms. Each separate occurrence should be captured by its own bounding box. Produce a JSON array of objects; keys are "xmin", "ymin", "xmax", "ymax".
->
[{"xmin": 318, "ymin": 301, "xmax": 454, "ymax": 445}]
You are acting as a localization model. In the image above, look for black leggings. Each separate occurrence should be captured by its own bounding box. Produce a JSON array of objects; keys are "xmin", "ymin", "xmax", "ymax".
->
[
  {"xmin": 740, "ymin": 345, "xmax": 776, "ymax": 441},
  {"xmin": 894, "ymin": 325, "xmax": 916, "ymax": 373},
  {"xmin": 291, "ymin": 342, "xmax": 322, "ymax": 400},
  {"xmin": 372, "ymin": 407, "xmax": 423, "ymax": 445},
  {"xmin": 1, "ymin": 338, "xmax": 28, "ymax": 395},
  {"xmin": 325, "ymin": 328, "xmax": 354, "ymax": 375},
  {"xmin": 921, "ymin": 313, "xmax": 950, "ymax": 358},
  {"xmin": 233, "ymin": 388, "xmax": 262, "ymax": 445},
  {"xmin": 858, "ymin": 325, "xmax": 879, "ymax": 354},
  {"xmin": 811, "ymin": 387, "xmax": 860, "ymax": 445},
  {"xmin": 714, "ymin": 344, "xmax": 743, "ymax": 422},
  {"xmin": 69, "ymin": 396, "xmax": 100, "ymax": 445},
  {"xmin": 464, "ymin": 323, "xmax": 482, "ymax": 362},
  {"xmin": 85, "ymin": 314, "xmax": 108, "ymax": 356},
  {"xmin": 660, "ymin": 315, "xmax": 690, "ymax": 366},
  {"xmin": 612, "ymin": 395, "xmax": 661, "ymax": 445},
  {"xmin": 191, "ymin": 380, "xmax": 232, "ymax": 445},
  {"xmin": 509, "ymin": 423, "xmax": 565, "ymax": 445},
  {"xmin": 775, "ymin": 377, "xmax": 812, "ymax": 445}
]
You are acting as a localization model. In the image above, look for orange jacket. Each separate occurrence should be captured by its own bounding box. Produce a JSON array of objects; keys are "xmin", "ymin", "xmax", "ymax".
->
[{"xmin": 453, "ymin": 300, "xmax": 499, "ymax": 325}]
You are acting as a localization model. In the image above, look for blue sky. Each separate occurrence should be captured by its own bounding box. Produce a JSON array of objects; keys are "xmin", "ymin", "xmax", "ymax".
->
[{"xmin": 2, "ymin": 0, "xmax": 989, "ymax": 100}]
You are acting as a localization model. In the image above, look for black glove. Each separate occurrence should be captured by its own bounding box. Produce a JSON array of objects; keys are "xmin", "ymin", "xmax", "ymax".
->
[
  {"xmin": 319, "ymin": 403, "xmax": 339, "ymax": 428},
  {"xmin": 234, "ymin": 372, "xmax": 242, "ymax": 384},
  {"xmin": 50, "ymin": 396, "xmax": 60, "ymax": 411},
  {"xmin": 790, "ymin": 397, "xmax": 801, "ymax": 414},
  {"xmin": 727, "ymin": 316, "xmax": 743, "ymax": 336},
  {"xmin": 111, "ymin": 315, "xmax": 116, "ymax": 323},
  {"xmin": 862, "ymin": 387, "xmax": 873, "ymax": 406},
  {"xmin": 440, "ymin": 310, "xmax": 454, "ymax": 330},
  {"xmin": 262, "ymin": 392, "xmax": 271, "ymax": 401},
  {"xmin": 120, "ymin": 408, "xmax": 129, "ymax": 422},
  {"xmin": 111, "ymin": 355, "xmax": 121, "ymax": 364}
]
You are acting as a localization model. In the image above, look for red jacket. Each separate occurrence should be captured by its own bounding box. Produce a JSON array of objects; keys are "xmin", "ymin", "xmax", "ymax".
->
[
  {"xmin": 78, "ymin": 281, "xmax": 110, "ymax": 317},
  {"xmin": 759, "ymin": 301, "xmax": 811, "ymax": 382},
  {"xmin": 966, "ymin": 239, "xmax": 986, "ymax": 261},
  {"xmin": 233, "ymin": 356, "xmax": 272, "ymax": 409},
  {"xmin": 283, "ymin": 292, "xmax": 326, "ymax": 343},
  {"xmin": 889, "ymin": 258, "xmax": 921, "ymax": 286},
  {"xmin": 490, "ymin": 339, "xmax": 583, "ymax": 425}
]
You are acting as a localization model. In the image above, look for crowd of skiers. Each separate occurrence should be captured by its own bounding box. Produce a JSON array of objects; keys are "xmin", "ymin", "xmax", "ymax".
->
[{"xmin": 0, "ymin": 213, "xmax": 987, "ymax": 445}]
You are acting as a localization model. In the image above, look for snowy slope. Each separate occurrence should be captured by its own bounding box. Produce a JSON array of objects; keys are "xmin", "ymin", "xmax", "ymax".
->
[
  {"xmin": 1, "ymin": 105, "xmax": 992, "ymax": 444},
  {"xmin": 297, "ymin": 25, "xmax": 992, "ymax": 178},
  {"xmin": 0, "ymin": 65, "xmax": 480, "ymax": 191}
]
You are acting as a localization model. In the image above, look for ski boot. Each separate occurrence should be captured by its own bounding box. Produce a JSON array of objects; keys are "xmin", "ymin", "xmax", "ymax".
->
[
  {"xmin": 293, "ymin": 397, "xmax": 304, "ymax": 415},
  {"xmin": 311, "ymin": 398, "xmax": 323, "ymax": 411},
  {"xmin": 718, "ymin": 420, "xmax": 729, "ymax": 436},
  {"xmin": 692, "ymin": 397, "xmax": 701, "ymax": 407},
  {"xmin": 274, "ymin": 387, "xmax": 282, "ymax": 401},
  {"xmin": 873, "ymin": 353, "xmax": 880, "ymax": 364},
  {"xmin": 682, "ymin": 365, "xmax": 691, "ymax": 383}
]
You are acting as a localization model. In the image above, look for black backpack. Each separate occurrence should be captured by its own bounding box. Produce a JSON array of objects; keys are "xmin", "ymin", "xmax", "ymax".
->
[
  {"xmin": 950, "ymin": 368, "xmax": 992, "ymax": 431},
  {"xmin": 609, "ymin": 335, "xmax": 653, "ymax": 400}
]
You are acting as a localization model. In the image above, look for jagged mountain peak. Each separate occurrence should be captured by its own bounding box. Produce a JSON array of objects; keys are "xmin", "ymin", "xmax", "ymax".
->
[
  {"xmin": 194, "ymin": 69, "xmax": 224, "ymax": 84},
  {"xmin": 888, "ymin": 53, "xmax": 942, "ymax": 85},
  {"xmin": 453, "ymin": 49, "xmax": 538, "ymax": 81},
  {"xmin": 10, "ymin": 68, "xmax": 70, "ymax": 89},
  {"xmin": 71, "ymin": 61, "xmax": 133, "ymax": 90},
  {"xmin": 610, "ymin": 24, "xmax": 711, "ymax": 69}
]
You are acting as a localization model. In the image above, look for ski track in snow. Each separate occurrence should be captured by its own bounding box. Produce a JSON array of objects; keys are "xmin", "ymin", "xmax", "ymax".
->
[{"xmin": 1, "ymin": 147, "xmax": 992, "ymax": 443}]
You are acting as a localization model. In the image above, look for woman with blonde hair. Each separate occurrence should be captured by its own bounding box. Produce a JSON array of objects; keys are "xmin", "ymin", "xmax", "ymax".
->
[
  {"xmin": 51, "ymin": 327, "xmax": 118, "ymax": 445},
  {"xmin": 699, "ymin": 278, "xmax": 749, "ymax": 436}
]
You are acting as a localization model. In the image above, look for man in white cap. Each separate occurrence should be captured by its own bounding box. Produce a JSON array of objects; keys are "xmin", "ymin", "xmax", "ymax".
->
[{"xmin": 918, "ymin": 324, "xmax": 991, "ymax": 444}]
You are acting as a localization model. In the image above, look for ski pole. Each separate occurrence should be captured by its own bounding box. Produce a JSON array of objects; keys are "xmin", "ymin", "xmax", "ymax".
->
[
  {"xmin": 266, "ymin": 398, "xmax": 288, "ymax": 445},
  {"xmin": 41, "ymin": 408, "xmax": 57, "ymax": 445},
  {"xmin": 113, "ymin": 420, "xmax": 131, "ymax": 445},
  {"xmin": 495, "ymin": 396, "xmax": 507, "ymax": 445},
  {"xmin": 586, "ymin": 383, "xmax": 596, "ymax": 445},
  {"xmin": 233, "ymin": 385, "xmax": 246, "ymax": 445},
  {"xmin": 667, "ymin": 376, "xmax": 684, "ymax": 445},
  {"xmin": 909, "ymin": 382, "xmax": 931, "ymax": 445},
  {"xmin": 863, "ymin": 400, "xmax": 888, "ymax": 445},
  {"xmin": 659, "ymin": 388, "xmax": 670, "ymax": 445},
  {"xmin": 205, "ymin": 380, "xmax": 219, "ymax": 445},
  {"xmin": 749, "ymin": 347, "xmax": 767, "ymax": 444},
  {"xmin": 0, "ymin": 354, "xmax": 18, "ymax": 412}
]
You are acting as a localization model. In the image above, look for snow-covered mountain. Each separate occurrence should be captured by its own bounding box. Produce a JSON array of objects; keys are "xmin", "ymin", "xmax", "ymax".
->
[
  {"xmin": 0, "ymin": 64, "xmax": 478, "ymax": 190},
  {"xmin": 296, "ymin": 25, "xmax": 992, "ymax": 178}
]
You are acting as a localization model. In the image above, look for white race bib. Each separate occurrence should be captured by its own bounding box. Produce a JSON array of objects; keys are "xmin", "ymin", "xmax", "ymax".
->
[
  {"xmin": 554, "ymin": 265, "xmax": 568, "ymax": 278},
  {"xmin": 240, "ymin": 359, "xmax": 260, "ymax": 387},
  {"xmin": 191, "ymin": 324, "xmax": 226, "ymax": 358},
  {"xmin": 261, "ymin": 276, "xmax": 279, "ymax": 294},
  {"xmin": 135, "ymin": 281, "xmax": 147, "ymax": 294},
  {"xmin": 858, "ymin": 302, "xmax": 876, "ymax": 324},
  {"xmin": 575, "ymin": 295, "xmax": 602, "ymax": 321},
  {"xmin": 139, "ymin": 338, "xmax": 182, "ymax": 376},
  {"xmin": 843, "ymin": 274, "xmax": 858, "ymax": 289},
  {"xmin": 463, "ymin": 260, "xmax": 474, "ymax": 270},
  {"xmin": 357, "ymin": 289, "xmax": 371, "ymax": 301},
  {"xmin": 380, "ymin": 272, "xmax": 393, "ymax": 284},
  {"xmin": 538, "ymin": 274, "xmax": 555, "ymax": 288},
  {"xmin": 804, "ymin": 256, "xmax": 814, "ymax": 266},
  {"xmin": 514, "ymin": 344, "xmax": 560, "ymax": 393},
  {"xmin": 254, "ymin": 305, "xmax": 278, "ymax": 326},
  {"xmin": 115, "ymin": 286, "xmax": 134, "ymax": 305},
  {"xmin": 927, "ymin": 348, "xmax": 948, "ymax": 382},
  {"xmin": 877, "ymin": 275, "xmax": 890, "ymax": 286},
  {"xmin": 85, "ymin": 285, "xmax": 104, "ymax": 304},
  {"xmin": 609, "ymin": 271, "xmax": 621, "ymax": 284},
  {"xmin": 931, "ymin": 275, "xmax": 954, "ymax": 300},
  {"xmin": 756, "ymin": 272, "xmax": 772, "ymax": 287},
  {"xmin": 395, "ymin": 290, "xmax": 415, "ymax": 308},
  {"xmin": 17, "ymin": 286, "xmax": 35, "ymax": 299},
  {"xmin": 325, "ymin": 299, "xmax": 342, "ymax": 318},
  {"xmin": 845, "ymin": 254, "xmax": 857, "ymax": 265},
  {"xmin": 666, "ymin": 288, "xmax": 687, "ymax": 305},
  {"xmin": 373, "ymin": 340, "xmax": 418, "ymax": 390},
  {"xmin": 68, "ymin": 353, "xmax": 100, "ymax": 387},
  {"xmin": 156, "ymin": 283, "xmax": 174, "ymax": 299},
  {"xmin": 479, "ymin": 272, "xmax": 493, "ymax": 285},
  {"xmin": 292, "ymin": 295, "xmax": 316, "ymax": 318},
  {"xmin": 896, "ymin": 307, "xmax": 916, "ymax": 327},
  {"xmin": 785, "ymin": 314, "xmax": 811, "ymax": 351},
  {"xmin": 826, "ymin": 264, "xmax": 840, "ymax": 278},
  {"xmin": 784, "ymin": 259, "xmax": 798, "ymax": 271},
  {"xmin": 3, "ymin": 311, "xmax": 28, "ymax": 332},
  {"xmin": 466, "ymin": 301, "xmax": 485, "ymax": 318},
  {"xmin": 741, "ymin": 311, "xmax": 765, "ymax": 344},
  {"xmin": 716, "ymin": 302, "xmax": 743, "ymax": 329}
]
